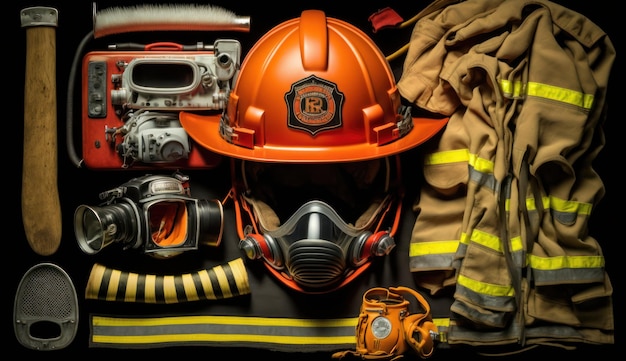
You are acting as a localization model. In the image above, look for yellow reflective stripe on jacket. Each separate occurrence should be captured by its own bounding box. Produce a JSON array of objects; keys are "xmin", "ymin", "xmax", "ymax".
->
[
  {"xmin": 549, "ymin": 196, "xmax": 592, "ymax": 216},
  {"xmin": 528, "ymin": 254, "xmax": 606, "ymax": 284},
  {"xmin": 424, "ymin": 149, "xmax": 469, "ymax": 165},
  {"xmin": 408, "ymin": 240, "xmax": 460, "ymax": 270},
  {"xmin": 500, "ymin": 80, "xmax": 595, "ymax": 109},
  {"xmin": 507, "ymin": 195, "xmax": 590, "ymax": 220},
  {"xmin": 466, "ymin": 229, "xmax": 524, "ymax": 254},
  {"xmin": 469, "ymin": 155, "xmax": 494, "ymax": 174},
  {"xmin": 424, "ymin": 149, "xmax": 494, "ymax": 178},
  {"xmin": 456, "ymin": 274, "xmax": 516, "ymax": 298},
  {"xmin": 409, "ymin": 240, "xmax": 459, "ymax": 256},
  {"xmin": 424, "ymin": 149, "xmax": 496, "ymax": 192},
  {"xmin": 529, "ymin": 255, "xmax": 605, "ymax": 270}
]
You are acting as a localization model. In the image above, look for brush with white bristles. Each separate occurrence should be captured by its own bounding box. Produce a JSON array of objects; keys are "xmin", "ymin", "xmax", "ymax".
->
[{"xmin": 92, "ymin": 2, "xmax": 250, "ymax": 38}]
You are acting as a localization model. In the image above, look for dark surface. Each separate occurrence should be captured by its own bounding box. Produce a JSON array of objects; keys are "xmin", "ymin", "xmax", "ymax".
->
[{"xmin": 10, "ymin": 0, "xmax": 621, "ymax": 358}]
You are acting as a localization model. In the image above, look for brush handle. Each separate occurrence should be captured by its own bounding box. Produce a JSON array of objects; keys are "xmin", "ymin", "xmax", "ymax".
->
[
  {"xmin": 92, "ymin": 3, "xmax": 250, "ymax": 38},
  {"xmin": 21, "ymin": 7, "xmax": 62, "ymax": 256}
]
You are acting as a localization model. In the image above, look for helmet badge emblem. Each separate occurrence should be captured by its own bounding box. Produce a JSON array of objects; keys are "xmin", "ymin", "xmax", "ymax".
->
[{"xmin": 285, "ymin": 75, "xmax": 344, "ymax": 136}]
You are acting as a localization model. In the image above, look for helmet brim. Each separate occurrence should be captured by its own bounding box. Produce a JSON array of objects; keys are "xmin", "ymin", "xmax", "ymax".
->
[{"xmin": 180, "ymin": 111, "xmax": 448, "ymax": 163}]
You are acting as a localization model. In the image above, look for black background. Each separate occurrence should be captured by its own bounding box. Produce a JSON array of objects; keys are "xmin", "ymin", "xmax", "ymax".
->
[{"xmin": 10, "ymin": 0, "xmax": 621, "ymax": 358}]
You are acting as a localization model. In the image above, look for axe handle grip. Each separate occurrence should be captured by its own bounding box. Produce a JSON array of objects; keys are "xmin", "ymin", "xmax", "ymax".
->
[{"xmin": 21, "ymin": 7, "xmax": 62, "ymax": 256}]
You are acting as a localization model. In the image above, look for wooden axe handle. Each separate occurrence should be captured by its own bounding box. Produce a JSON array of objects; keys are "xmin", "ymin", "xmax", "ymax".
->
[{"xmin": 21, "ymin": 7, "xmax": 62, "ymax": 256}]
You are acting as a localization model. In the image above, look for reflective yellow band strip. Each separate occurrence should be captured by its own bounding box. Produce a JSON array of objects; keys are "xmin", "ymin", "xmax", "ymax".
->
[
  {"xmin": 457, "ymin": 274, "xmax": 515, "ymax": 297},
  {"xmin": 424, "ymin": 149, "xmax": 494, "ymax": 175},
  {"xmin": 409, "ymin": 240, "xmax": 459, "ymax": 257},
  {"xmin": 470, "ymin": 154, "xmax": 494, "ymax": 174},
  {"xmin": 433, "ymin": 318, "xmax": 450, "ymax": 328},
  {"xmin": 470, "ymin": 229, "xmax": 501, "ymax": 252},
  {"xmin": 424, "ymin": 149, "xmax": 469, "ymax": 165},
  {"xmin": 469, "ymin": 229, "xmax": 524, "ymax": 253},
  {"xmin": 460, "ymin": 232, "xmax": 470, "ymax": 245},
  {"xmin": 527, "ymin": 81, "xmax": 594, "ymax": 109},
  {"xmin": 92, "ymin": 333, "xmax": 356, "ymax": 345},
  {"xmin": 90, "ymin": 315, "xmax": 358, "ymax": 350},
  {"xmin": 500, "ymin": 80, "xmax": 594, "ymax": 109},
  {"xmin": 508, "ymin": 194, "xmax": 591, "ymax": 222},
  {"xmin": 499, "ymin": 79, "xmax": 524, "ymax": 98},
  {"xmin": 528, "ymin": 254, "xmax": 605, "ymax": 270},
  {"xmin": 510, "ymin": 235, "xmax": 523, "ymax": 253},
  {"xmin": 93, "ymin": 315, "xmax": 358, "ymax": 327},
  {"xmin": 549, "ymin": 196, "xmax": 592, "ymax": 216}
]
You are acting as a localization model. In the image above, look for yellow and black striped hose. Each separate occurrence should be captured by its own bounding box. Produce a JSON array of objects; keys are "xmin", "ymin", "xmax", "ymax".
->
[{"xmin": 85, "ymin": 258, "xmax": 250, "ymax": 303}]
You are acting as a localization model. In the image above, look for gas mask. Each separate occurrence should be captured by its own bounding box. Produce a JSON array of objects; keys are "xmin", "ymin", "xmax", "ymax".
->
[
  {"xmin": 74, "ymin": 172, "xmax": 223, "ymax": 259},
  {"xmin": 234, "ymin": 156, "xmax": 402, "ymax": 293},
  {"xmin": 179, "ymin": 10, "xmax": 447, "ymax": 293}
]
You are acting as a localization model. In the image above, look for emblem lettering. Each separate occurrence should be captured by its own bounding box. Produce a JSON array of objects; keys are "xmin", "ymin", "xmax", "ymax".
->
[{"xmin": 285, "ymin": 75, "xmax": 344, "ymax": 136}]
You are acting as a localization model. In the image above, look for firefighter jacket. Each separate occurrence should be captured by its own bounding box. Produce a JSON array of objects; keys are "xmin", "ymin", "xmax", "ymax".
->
[{"xmin": 396, "ymin": 0, "xmax": 615, "ymax": 350}]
